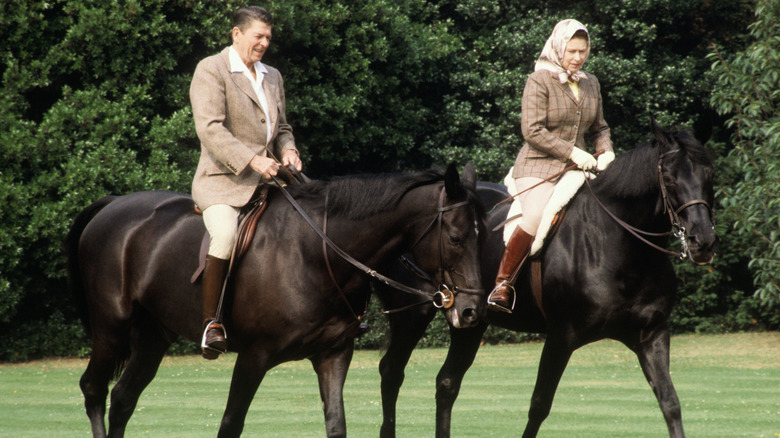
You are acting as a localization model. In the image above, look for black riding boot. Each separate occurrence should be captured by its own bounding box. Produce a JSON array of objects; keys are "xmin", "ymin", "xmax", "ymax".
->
[
  {"xmin": 201, "ymin": 255, "xmax": 229, "ymax": 360},
  {"xmin": 487, "ymin": 227, "xmax": 534, "ymax": 313}
]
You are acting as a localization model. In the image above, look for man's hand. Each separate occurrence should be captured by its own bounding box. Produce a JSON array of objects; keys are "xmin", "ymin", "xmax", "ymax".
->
[
  {"xmin": 281, "ymin": 149, "xmax": 302, "ymax": 172},
  {"xmin": 249, "ymin": 155, "xmax": 281, "ymax": 180}
]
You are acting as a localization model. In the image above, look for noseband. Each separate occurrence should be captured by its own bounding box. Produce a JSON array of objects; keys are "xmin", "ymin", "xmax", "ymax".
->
[
  {"xmin": 586, "ymin": 149, "xmax": 712, "ymax": 260},
  {"xmin": 657, "ymin": 150, "xmax": 713, "ymax": 260},
  {"xmin": 404, "ymin": 187, "xmax": 484, "ymax": 309}
]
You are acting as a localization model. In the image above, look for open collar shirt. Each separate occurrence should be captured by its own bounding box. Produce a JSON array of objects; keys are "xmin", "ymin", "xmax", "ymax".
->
[{"xmin": 229, "ymin": 46, "xmax": 272, "ymax": 145}]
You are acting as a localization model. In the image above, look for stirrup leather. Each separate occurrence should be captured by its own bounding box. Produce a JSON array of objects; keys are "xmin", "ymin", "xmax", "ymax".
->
[
  {"xmin": 487, "ymin": 281, "xmax": 517, "ymax": 313},
  {"xmin": 201, "ymin": 320, "xmax": 228, "ymax": 354}
]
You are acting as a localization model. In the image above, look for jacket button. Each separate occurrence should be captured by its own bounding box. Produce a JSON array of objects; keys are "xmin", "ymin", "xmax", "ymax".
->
[{"xmin": 261, "ymin": 118, "xmax": 266, "ymax": 123}]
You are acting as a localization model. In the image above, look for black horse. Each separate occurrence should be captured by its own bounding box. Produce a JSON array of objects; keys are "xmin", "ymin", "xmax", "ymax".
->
[
  {"xmin": 66, "ymin": 164, "xmax": 486, "ymax": 438},
  {"xmin": 376, "ymin": 121, "xmax": 717, "ymax": 438}
]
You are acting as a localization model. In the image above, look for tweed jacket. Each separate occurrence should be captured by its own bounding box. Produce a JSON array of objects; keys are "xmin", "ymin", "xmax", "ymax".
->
[
  {"xmin": 512, "ymin": 70, "xmax": 612, "ymax": 180},
  {"xmin": 191, "ymin": 47, "xmax": 297, "ymax": 210}
]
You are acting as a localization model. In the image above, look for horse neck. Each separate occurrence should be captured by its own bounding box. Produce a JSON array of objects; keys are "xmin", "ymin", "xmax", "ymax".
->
[
  {"xmin": 329, "ymin": 182, "xmax": 445, "ymax": 268},
  {"xmin": 590, "ymin": 146, "xmax": 669, "ymax": 231}
]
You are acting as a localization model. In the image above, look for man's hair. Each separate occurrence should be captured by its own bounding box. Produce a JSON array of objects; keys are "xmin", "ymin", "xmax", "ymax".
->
[{"xmin": 233, "ymin": 6, "xmax": 274, "ymax": 31}]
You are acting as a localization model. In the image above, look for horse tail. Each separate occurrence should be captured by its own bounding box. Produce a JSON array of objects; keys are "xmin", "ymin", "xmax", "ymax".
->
[{"xmin": 65, "ymin": 196, "xmax": 117, "ymax": 338}]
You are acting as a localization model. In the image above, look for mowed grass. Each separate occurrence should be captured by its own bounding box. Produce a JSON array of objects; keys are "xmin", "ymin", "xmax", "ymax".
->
[{"xmin": 1, "ymin": 332, "xmax": 778, "ymax": 437}]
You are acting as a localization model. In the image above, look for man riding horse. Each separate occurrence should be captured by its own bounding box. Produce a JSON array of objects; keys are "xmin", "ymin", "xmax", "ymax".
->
[{"xmin": 190, "ymin": 6, "xmax": 303, "ymax": 359}]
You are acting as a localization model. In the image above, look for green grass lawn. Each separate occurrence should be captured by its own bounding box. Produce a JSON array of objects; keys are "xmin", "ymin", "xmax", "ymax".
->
[{"xmin": 1, "ymin": 332, "xmax": 778, "ymax": 437}]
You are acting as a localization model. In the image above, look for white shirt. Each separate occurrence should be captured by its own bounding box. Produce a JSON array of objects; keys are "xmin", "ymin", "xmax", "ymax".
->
[{"xmin": 229, "ymin": 46, "xmax": 272, "ymax": 145}]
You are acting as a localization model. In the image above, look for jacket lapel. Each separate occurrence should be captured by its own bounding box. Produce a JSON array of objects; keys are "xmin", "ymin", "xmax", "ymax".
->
[
  {"xmin": 263, "ymin": 75, "xmax": 279, "ymax": 130},
  {"xmin": 230, "ymin": 72, "xmax": 262, "ymax": 109},
  {"xmin": 220, "ymin": 48, "xmax": 262, "ymax": 110}
]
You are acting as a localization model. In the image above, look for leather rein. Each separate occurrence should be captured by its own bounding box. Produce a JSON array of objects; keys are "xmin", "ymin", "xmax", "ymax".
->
[
  {"xmin": 584, "ymin": 149, "xmax": 712, "ymax": 260},
  {"xmin": 271, "ymin": 174, "xmax": 482, "ymax": 322}
]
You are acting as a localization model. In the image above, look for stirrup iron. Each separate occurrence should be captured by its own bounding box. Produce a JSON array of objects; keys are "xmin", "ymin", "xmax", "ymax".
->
[
  {"xmin": 201, "ymin": 320, "xmax": 228, "ymax": 354},
  {"xmin": 487, "ymin": 281, "xmax": 516, "ymax": 313}
]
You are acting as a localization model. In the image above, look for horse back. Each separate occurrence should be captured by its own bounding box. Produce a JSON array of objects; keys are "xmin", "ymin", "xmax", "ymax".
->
[{"xmin": 75, "ymin": 191, "xmax": 205, "ymax": 341}]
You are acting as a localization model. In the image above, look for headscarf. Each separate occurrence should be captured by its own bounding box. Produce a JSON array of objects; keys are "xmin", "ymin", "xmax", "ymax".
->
[{"xmin": 534, "ymin": 19, "xmax": 590, "ymax": 84}]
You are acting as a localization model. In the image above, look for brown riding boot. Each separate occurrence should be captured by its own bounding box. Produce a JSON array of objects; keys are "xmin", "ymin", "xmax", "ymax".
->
[
  {"xmin": 487, "ymin": 227, "xmax": 534, "ymax": 314},
  {"xmin": 201, "ymin": 255, "xmax": 229, "ymax": 360}
]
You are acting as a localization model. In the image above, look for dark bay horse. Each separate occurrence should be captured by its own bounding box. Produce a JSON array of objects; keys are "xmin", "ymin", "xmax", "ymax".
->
[
  {"xmin": 376, "ymin": 121, "xmax": 717, "ymax": 437},
  {"xmin": 66, "ymin": 164, "xmax": 486, "ymax": 438}
]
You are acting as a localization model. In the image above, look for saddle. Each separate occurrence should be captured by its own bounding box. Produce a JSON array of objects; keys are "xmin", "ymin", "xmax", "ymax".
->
[{"xmin": 190, "ymin": 186, "xmax": 270, "ymax": 283}]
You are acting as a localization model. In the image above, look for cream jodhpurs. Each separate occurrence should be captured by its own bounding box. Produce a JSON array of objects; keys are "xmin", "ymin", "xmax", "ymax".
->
[
  {"xmin": 514, "ymin": 177, "xmax": 556, "ymax": 236},
  {"xmin": 202, "ymin": 204, "xmax": 240, "ymax": 260}
]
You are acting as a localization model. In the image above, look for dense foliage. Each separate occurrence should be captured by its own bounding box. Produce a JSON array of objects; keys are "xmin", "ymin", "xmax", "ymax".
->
[
  {"xmin": 0, "ymin": 0, "xmax": 775, "ymax": 360},
  {"xmin": 710, "ymin": 0, "xmax": 779, "ymax": 311}
]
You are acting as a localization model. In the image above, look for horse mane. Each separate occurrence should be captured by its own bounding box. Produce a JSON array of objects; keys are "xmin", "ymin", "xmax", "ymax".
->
[
  {"xmin": 284, "ymin": 169, "xmax": 483, "ymax": 221},
  {"xmin": 593, "ymin": 127, "xmax": 712, "ymax": 199}
]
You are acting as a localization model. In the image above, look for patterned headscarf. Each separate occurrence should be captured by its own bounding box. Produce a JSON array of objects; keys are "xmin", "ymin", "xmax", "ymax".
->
[{"xmin": 534, "ymin": 19, "xmax": 590, "ymax": 84}]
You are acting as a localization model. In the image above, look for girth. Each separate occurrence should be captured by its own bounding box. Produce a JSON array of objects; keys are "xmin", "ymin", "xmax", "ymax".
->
[{"xmin": 190, "ymin": 186, "xmax": 270, "ymax": 283}]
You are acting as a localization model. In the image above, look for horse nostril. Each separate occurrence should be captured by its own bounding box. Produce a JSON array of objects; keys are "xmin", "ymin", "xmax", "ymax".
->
[{"xmin": 461, "ymin": 308, "xmax": 478, "ymax": 326}]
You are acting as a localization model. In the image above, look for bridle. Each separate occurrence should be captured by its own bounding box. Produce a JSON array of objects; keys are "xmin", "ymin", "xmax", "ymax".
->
[
  {"xmin": 399, "ymin": 187, "xmax": 484, "ymax": 311},
  {"xmin": 272, "ymin": 176, "xmax": 483, "ymax": 323},
  {"xmin": 585, "ymin": 149, "xmax": 713, "ymax": 260}
]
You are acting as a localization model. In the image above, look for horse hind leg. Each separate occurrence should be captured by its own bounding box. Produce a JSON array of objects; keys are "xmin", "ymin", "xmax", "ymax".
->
[
  {"xmin": 631, "ymin": 327, "xmax": 685, "ymax": 438},
  {"xmin": 79, "ymin": 326, "xmax": 132, "ymax": 438},
  {"xmin": 106, "ymin": 313, "xmax": 173, "ymax": 437}
]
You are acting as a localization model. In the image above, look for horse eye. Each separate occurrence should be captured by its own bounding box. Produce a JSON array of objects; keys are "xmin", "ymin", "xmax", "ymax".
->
[{"xmin": 448, "ymin": 234, "xmax": 463, "ymax": 246}]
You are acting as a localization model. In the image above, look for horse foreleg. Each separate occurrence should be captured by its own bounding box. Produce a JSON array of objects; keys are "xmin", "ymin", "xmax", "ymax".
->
[
  {"xmin": 218, "ymin": 351, "xmax": 268, "ymax": 438},
  {"xmin": 106, "ymin": 320, "xmax": 171, "ymax": 438},
  {"xmin": 434, "ymin": 323, "xmax": 487, "ymax": 438},
  {"xmin": 311, "ymin": 343, "xmax": 354, "ymax": 438},
  {"xmin": 632, "ymin": 328, "xmax": 685, "ymax": 438},
  {"xmin": 379, "ymin": 307, "xmax": 436, "ymax": 438},
  {"xmin": 522, "ymin": 336, "xmax": 573, "ymax": 438}
]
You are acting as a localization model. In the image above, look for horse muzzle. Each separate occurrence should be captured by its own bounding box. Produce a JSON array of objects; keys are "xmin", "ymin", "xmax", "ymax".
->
[
  {"xmin": 434, "ymin": 285, "xmax": 482, "ymax": 328},
  {"xmin": 687, "ymin": 230, "xmax": 718, "ymax": 265}
]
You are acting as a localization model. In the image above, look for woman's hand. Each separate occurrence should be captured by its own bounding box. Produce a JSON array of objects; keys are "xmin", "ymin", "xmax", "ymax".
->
[
  {"xmin": 569, "ymin": 147, "xmax": 597, "ymax": 171},
  {"xmin": 597, "ymin": 151, "xmax": 615, "ymax": 171}
]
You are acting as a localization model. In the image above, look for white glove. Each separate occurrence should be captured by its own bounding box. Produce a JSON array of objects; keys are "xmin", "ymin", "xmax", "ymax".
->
[
  {"xmin": 569, "ymin": 147, "xmax": 597, "ymax": 171},
  {"xmin": 597, "ymin": 151, "xmax": 616, "ymax": 171}
]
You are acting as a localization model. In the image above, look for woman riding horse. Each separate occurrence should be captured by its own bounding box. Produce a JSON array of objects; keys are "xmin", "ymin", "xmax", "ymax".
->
[{"xmin": 488, "ymin": 19, "xmax": 615, "ymax": 313}]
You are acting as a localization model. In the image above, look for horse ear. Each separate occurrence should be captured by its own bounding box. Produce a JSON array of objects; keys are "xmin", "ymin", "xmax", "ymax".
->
[
  {"xmin": 650, "ymin": 115, "xmax": 672, "ymax": 150},
  {"xmin": 461, "ymin": 161, "xmax": 477, "ymax": 191},
  {"xmin": 444, "ymin": 162, "xmax": 465, "ymax": 198},
  {"xmin": 693, "ymin": 110, "xmax": 714, "ymax": 145}
]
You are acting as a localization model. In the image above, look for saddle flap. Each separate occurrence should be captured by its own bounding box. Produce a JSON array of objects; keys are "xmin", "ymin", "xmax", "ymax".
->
[{"xmin": 191, "ymin": 186, "xmax": 270, "ymax": 284}]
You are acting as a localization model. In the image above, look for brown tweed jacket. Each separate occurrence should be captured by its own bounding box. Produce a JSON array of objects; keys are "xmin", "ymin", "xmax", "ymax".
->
[
  {"xmin": 190, "ymin": 47, "xmax": 297, "ymax": 210},
  {"xmin": 512, "ymin": 70, "xmax": 612, "ymax": 179}
]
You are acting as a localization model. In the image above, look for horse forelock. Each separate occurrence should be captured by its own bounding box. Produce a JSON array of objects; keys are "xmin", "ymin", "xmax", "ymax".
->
[{"xmin": 671, "ymin": 129, "xmax": 713, "ymax": 168}]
